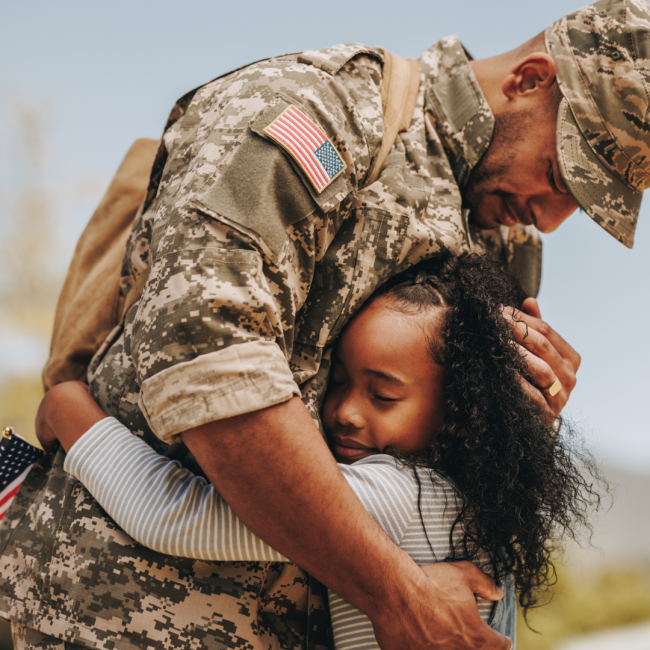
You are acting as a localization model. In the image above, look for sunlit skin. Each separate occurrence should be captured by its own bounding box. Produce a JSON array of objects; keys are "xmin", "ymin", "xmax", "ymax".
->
[
  {"xmin": 322, "ymin": 299, "xmax": 447, "ymax": 465},
  {"xmin": 467, "ymin": 51, "xmax": 580, "ymax": 232}
]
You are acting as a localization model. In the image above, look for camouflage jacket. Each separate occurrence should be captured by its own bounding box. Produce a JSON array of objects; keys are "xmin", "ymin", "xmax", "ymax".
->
[{"xmin": 0, "ymin": 37, "xmax": 541, "ymax": 650}]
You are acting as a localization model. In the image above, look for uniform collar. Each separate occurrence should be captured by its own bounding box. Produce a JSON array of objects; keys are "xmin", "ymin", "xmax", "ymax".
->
[{"xmin": 419, "ymin": 36, "xmax": 495, "ymax": 191}]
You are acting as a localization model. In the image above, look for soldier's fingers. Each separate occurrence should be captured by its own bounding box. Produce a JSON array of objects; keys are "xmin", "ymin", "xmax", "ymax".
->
[
  {"xmin": 516, "ymin": 344, "xmax": 556, "ymax": 387},
  {"xmin": 504, "ymin": 307, "xmax": 581, "ymax": 372},
  {"xmin": 502, "ymin": 306, "xmax": 579, "ymax": 416},
  {"xmin": 453, "ymin": 561, "xmax": 504, "ymax": 601},
  {"xmin": 504, "ymin": 310, "xmax": 581, "ymax": 401},
  {"xmin": 511, "ymin": 313, "xmax": 579, "ymax": 390},
  {"xmin": 521, "ymin": 297, "xmax": 542, "ymax": 320},
  {"xmin": 517, "ymin": 344, "xmax": 569, "ymax": 416},
  {"xmin": 507, "ymin": 313, "xmax": 566, "ymax": 377},
  {"xmin": 517, "ymin": 369, "xmax": 550, "ymax": 412}
]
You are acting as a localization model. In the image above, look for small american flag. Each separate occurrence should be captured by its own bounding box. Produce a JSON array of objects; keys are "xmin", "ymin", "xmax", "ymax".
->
[
  {"xmin": 264, "ymin": 105, "xmax": 345, "ymax": 194},
  {"xmin": 0, "ymin": 427, "xmax": 44, "ymax": 521}
]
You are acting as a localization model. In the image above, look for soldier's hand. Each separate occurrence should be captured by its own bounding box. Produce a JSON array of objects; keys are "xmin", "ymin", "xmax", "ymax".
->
[
  {"xmin": 503, "ymin": 298, "xmax": 580, "ymax": 418},
  {"xmin": 371, "ymin": 561, "xmax": 512, "ymax": 650}
]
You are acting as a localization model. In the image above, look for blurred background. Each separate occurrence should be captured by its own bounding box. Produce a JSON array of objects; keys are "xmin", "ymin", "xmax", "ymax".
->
[{"xmin": 1, "ymin": 1, "xmax": 649, "ymax": 648}]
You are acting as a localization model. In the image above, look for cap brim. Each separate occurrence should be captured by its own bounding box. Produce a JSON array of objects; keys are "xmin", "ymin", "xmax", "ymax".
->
[{"xmin": 556, "ymin": 98, "xmax": 640, "ymax": 249}]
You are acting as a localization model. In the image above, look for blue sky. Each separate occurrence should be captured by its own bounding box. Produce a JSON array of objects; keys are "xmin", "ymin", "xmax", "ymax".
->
[{"xmin": 1, "ymin": 0, "xmax": 649, "ymax": 472}]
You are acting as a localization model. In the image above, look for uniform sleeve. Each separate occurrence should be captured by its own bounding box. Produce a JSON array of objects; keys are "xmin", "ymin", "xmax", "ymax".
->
[{"xmin": 127, "ymin": 57, "xmax": 378, "ymax": 442}]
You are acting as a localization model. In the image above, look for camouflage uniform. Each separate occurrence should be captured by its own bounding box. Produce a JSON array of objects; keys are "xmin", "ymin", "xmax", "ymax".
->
[{"xmin": 0, "ymin": 37, "xmax": 540, "ymax": 650}]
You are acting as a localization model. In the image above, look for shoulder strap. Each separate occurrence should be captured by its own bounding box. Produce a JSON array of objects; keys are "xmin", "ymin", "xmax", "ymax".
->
[{"xmin": 364, "ymin": 49, "xmax": 421, "ymax": 188}]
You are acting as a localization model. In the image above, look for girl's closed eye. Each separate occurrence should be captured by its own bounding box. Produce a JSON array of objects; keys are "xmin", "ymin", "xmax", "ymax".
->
[{"xmin": 373, "ymin": 394, "xmax": 399, "ymax": 403}]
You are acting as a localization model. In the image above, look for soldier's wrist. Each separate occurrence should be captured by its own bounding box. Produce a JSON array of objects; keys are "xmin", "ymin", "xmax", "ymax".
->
[{"xmin": 360, "ymin": 551, "xmax": 429, "ymax": 625}]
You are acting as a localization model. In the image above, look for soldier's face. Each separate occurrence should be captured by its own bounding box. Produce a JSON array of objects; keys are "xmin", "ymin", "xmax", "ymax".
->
[
  {"xmin": 465, "ymin": 107, "xmax": 579, "ymax": 232},
  {"xmin": 322, "ymin": 300, "xmax": 446, "ymax": 465}
]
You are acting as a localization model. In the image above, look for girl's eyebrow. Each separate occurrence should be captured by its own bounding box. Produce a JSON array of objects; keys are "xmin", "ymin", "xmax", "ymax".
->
[{"xmin": 364, "ymin": 369, "xmax": 405, "ymax": 385}]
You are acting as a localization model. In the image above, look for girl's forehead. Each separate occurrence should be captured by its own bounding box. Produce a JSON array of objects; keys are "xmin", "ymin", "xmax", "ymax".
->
[
  {"xmin": 347, "ymin": 298, "xmax": 445, "ymax": 339},
  {"xmin": 338, "ymin": 300, "xmax": 445, "ymax": 365}
]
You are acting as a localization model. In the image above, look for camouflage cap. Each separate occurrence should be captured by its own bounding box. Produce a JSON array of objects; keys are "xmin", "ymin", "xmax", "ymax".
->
[{"xmin": 546, "ymin": 0, "xmax": 650, "ymax": 248}]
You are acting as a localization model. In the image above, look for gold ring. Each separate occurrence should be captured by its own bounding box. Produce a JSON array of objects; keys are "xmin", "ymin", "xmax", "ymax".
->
[{"xmin": 547, "ymin": 379, "xmax": 562, "ymax": 397}]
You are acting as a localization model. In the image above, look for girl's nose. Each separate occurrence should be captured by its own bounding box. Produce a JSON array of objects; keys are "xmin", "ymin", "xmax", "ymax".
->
[{"xmin": 334, "ymin": 393, "xmax": 364, "ymax": 429}]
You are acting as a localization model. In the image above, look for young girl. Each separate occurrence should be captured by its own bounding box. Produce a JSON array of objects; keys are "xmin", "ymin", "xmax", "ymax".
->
[{"xmin": 37, "ymin": 254, "xmax": 603, "ymax": 650}]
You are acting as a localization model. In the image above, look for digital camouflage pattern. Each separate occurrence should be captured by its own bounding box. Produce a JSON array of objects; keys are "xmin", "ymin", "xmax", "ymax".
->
[
  {"xmin": 0, "ymin": 37, "xmax": 540, "ymax": 649},
  {"xmin": 547, "ymin": 0, "xmax": 650, "ymax": 248}
]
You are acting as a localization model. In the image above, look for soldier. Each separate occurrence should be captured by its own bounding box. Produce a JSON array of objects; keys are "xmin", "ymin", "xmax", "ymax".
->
[{"xmin": 1, "ymin": 1, "xmax": 647, "ymax": 650}]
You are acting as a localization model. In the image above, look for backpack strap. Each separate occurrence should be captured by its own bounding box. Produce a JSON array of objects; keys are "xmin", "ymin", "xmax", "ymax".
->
[{"xmin": 364, "ymin": 49, "xmax": 421, "ymax": 188}]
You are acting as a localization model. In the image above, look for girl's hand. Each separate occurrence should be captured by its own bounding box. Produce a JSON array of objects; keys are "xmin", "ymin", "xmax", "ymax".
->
[
  {"xmin": 35, "ymin": 396, "xmax": 60, "ymax": 452},
  {"xmin": 35, "ymin": 381, "xmax": 108, "ymax": 453}
]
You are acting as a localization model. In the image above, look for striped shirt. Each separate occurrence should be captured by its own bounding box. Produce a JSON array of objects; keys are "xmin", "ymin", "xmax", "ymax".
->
[{"xmin": 64, "ymin": 418, "xmax": 495, "ymax": 650}]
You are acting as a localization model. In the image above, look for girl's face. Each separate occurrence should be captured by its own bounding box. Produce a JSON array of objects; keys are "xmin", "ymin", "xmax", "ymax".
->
[{"xmin": 322, "ymin": 299, "xmax": 447, "ymax": 465}]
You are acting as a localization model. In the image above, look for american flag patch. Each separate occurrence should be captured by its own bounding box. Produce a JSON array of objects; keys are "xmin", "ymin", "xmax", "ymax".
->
[
  {"xmin": 0, "ymin": 427, "xmax": 44, "ymax": 521},
  {"xmin": 264, "ymin": 105, "xmax": 345, "ymax": 194}
]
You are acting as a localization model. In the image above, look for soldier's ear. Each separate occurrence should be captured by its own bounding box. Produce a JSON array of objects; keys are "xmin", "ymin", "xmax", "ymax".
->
[{"xmin": 502, "ymin": 53, "xmax": 557, "ymax": 100}]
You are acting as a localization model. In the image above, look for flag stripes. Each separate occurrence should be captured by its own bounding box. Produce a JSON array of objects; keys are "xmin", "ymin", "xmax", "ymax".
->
[
  {"xmin": 0, "ymin": 429, "xmax": 44, "ymax": 521},
  {"xmin": 264, "ymin": 105, "xmax": 344, "ymax": 193}
]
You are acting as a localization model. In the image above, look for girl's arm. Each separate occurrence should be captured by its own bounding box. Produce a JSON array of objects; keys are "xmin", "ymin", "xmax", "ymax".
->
[
  {"xmin": 36, "ymin": 381, "xmax": 107, "ymax": 453},
  {"xmin": 38, "ymin": 382, "xmax": 417, "ymax": 561},
  {"xmin": 66, "ymin": 416, "xmax": 287, "ymax": 562},
  {"xmin": 37, "ymin": 382, "xmax": 287, "ymax": 561}
]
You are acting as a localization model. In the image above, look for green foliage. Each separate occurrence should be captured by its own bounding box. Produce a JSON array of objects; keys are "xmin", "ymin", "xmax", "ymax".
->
[{"xmin": 517, "ymin": 565, "xmax": 650, "ymax": 649}]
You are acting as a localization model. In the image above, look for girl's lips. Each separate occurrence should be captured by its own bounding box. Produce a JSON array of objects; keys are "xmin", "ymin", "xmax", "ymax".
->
[
  {"xmin": 333, "ymin": 444, "xmax": 377, "ymax": 460},
  {"xmin": 332, "ymin": 437, "xmax": 378, "ymax": 461}
]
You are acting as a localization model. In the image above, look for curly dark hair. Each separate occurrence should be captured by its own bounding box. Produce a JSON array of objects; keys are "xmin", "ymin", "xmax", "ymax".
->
[{"xmin": 365, "ymin": 252, "xmax": 605, "ymax": 613}]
